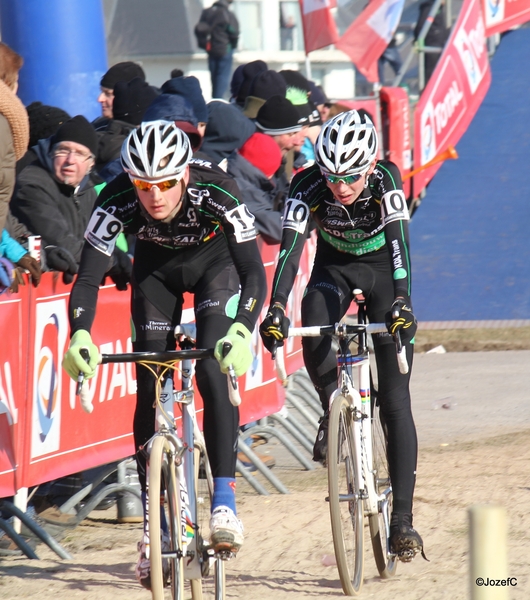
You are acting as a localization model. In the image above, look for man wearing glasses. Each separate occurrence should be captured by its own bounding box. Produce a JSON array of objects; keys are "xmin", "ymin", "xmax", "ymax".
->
[
  {"xmin": 63, "ymin": 120, "xmax": 266, "ymax": 589},
  {"xmin": 259, "ymin": 110, "xmax": 426, "ymax": 562}
]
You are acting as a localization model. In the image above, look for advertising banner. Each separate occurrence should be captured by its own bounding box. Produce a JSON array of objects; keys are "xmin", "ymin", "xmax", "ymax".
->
[
  {"xmin": 413, "ymin": 0, "xmax": 491, "ymax": 194},
  {"xmin": 482, "ymin": 0, "xmax": 530, "ymax": 36}
]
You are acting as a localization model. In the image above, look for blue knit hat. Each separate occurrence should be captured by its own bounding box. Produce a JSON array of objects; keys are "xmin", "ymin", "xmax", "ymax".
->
[
  {"xmin": 143, "ymin": 94, "xmax": 198, "ymax": 126},
  {"xmin": 161, "ymin": 76, "xmax": 208, "ymax": 123}
]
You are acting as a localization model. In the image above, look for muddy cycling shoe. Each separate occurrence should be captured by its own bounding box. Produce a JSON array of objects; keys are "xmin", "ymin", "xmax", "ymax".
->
[
  {"xmin": 135, "ymin": 531, "xmax": 170, "ymax": 590},
  {"xmin": 389, "ymin": 513, "xmax": 428, "ymax": 562},
  {"xmin": 209, "ymin": 506, "xmax": 244, "ymax": 555},
  {"xmin": 313, "ymin": 412, "xmax": 329, "ymax": 464}
]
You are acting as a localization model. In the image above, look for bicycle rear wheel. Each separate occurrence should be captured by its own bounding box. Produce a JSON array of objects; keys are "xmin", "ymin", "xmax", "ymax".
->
[
  {"xmin": 369, "ymin": 400, "xmax": 398, "ymax": 578},
  {"xmin": 328, "ymin": 394, "xmax": 364, "ymax": 596},
  {"xmin": 190, "ymin": 447, "xmax": 226, "ymax": 600},
  {"xmin": 149, "ymin": 435, "xmax": 184, "ymax": 600}
]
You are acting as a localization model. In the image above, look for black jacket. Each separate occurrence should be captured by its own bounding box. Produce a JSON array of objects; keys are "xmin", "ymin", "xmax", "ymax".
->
[
  {"xmin": 195, "ymin": 0, "xmax": 240, "ymax": 58},
  {"xmin": 10, "ymin": 138, "xmax": 97, "ymax": 262}
]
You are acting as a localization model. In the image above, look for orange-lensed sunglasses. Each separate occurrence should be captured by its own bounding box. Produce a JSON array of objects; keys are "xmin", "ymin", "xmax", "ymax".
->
[{"xmin": 131, "ymin": 178, "xmax": 180, "ymax": 192}]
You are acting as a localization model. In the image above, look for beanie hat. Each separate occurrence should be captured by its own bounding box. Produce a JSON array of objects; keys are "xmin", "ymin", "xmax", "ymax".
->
[
  {"xmin": 113, "ymin": 77, "xmax": 159, "ymax": 125},
  {"xmin": 100, "ymin": 61, "xmax": 146, "ymax": 89},
  {"xmin": 239, "ymin": 132, "xmax": 282, "ymax": 178},
  {"xmin": 255, "ymin": 96, "xmax": 303, "ymax": 135},
  {"xmin": 236, "ymin": 60, "xmax": 268, "ymax": 105},
  {"xmin": 230, "ymin": 64, "xmax": 246, "ymax": 100},
  {"xmin": 26, "ymin": 101, "xmax": 71, "ymax": 147},
  {"xmin": 308, "ymin": 81, "xmax": 330, "ymax": 107},
  {"xmin": 161, "ymin": 75, "xmax": 208, "ymax": 123},
  {"xmin": 52, "ymin": 115, "xmax": 98, "ymax": 156},
  {"xmin": 279, "ymin": 69, "xmax": 311, "ymax": 92},
  {"xmin": 249, "ymin": 70, "xmax": 287, "ymax": 102},
  {"xmin": 143, "ymin": 93, "xmax": 198, "ymax": 126},
  {"xmin": 286, "ymin": 86, "xmax": 322, "ymax": 127}
]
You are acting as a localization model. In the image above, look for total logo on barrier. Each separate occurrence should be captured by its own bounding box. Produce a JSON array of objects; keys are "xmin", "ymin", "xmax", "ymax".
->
[
  {"xmin": 484, "ymin": 0, "xmax": 504, "ymax": 26},
  {"xmin": 31, "ymin": 299, "xmax": 68, "ymax": 459},
  {"xmin": 453, "ymin": 13, "xmax": 487, "ymax": 94}
]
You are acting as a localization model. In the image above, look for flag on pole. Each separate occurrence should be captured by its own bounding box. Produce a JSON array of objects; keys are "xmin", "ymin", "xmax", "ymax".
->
[
  {"xmin": 336, "ymin": 0, "xmax": 405, "ymax": 82},
  {"xmin": 299, "ymin": 0, "xmax": 339, "ymax": 54}
]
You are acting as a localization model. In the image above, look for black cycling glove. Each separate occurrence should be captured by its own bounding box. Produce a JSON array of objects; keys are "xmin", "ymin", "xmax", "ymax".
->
[{"xmin": 259, "ymin": 303, "xmax": 290, "ymax": 354}]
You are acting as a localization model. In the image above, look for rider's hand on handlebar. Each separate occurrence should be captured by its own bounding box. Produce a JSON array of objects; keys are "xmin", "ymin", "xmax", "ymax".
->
[
  {"xmin": 385, "ymin": 297, "xmax": 417, "ymax": 343},
  {"xmin": 62, "ymin": 329, "xmax": 101, "ymax": 380},
  {"xmin": 259, "ymin": 303, "xmax": 290, "ymax": 354},
  {"xmin": 214, "ymin": 322, "xmax": 253, "ymax": 377}
]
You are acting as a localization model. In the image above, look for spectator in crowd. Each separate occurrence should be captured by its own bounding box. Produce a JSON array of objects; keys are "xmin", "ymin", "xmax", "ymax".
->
[
  {"xmin": 159, "ymin": 75, "xmax": 209, "ymax": 137},
  {"xmin": 241, "ymin": 69, "xmax": 287, "ymax": 119},
  {"xmin": 201, "ymin": 100, "xmax": 256, "ymax": 168},
  {"xmin": 255, "ymin": 95, "xmax": 305, "ymax": 210},
  {"xmin": 378, "ymin": 35, "xmax": 403, "ymax": 84},
  {"xmin": 227, "ymin": 132, "xmax": 283, "ymax": 244},
  {"xmin": 194, "ymin": 0, "xmax": 240, "ymax": 99},
  {"xmin": 96, "ymin": 61, "xmax": 146, "ymax": 123},
  {"xmin": 170, "ymin": 68, "xmax": 184, "ymax": 79},
  {"xmin": 308, "ymin": 81, "xmax": 332, "ymax": 124},
  {"xmin": 0, "ymin": 42, "xmax": 40, "ymax": 292},
  {"xmin": 16, "ymin": 102, "xmax": 70, "ymax": 174},
  {"xmin": 230, "ymin": 60, "xmax": 267, "ymax": 107},
  {"xmin": 0, "ymin": 42, "xmax": 29, "ymax": 233},
  {"xmin": 96, "ymin": 77, "xmax": 159, "ymax": 181},
  {"xmin": 414, "ymin": 0, "xmax": 449, "ymax": 85},
  {"xmin": 11, "ymin": 115, "xmax": 131, "ymax": 287}
]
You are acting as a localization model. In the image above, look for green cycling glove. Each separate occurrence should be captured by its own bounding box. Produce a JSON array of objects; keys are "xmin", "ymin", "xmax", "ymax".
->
[
  {"xmin": 214, "ymin": 322, "xmax": 253, "ymax": 377},
  {"xmin": 62, "ymin": 329, "xmax": 101, "ymax": 380}
]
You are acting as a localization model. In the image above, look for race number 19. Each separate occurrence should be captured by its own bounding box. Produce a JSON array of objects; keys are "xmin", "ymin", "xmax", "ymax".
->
[{"xmin": 85, "ymin": 208, "xmax": 123, "ymax": 255}]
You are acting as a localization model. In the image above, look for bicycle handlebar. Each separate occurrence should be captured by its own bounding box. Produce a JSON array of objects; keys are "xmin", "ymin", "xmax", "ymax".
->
[{"xmin": 274, "ymin": 322, "xmax": 409, "ymax": 386}]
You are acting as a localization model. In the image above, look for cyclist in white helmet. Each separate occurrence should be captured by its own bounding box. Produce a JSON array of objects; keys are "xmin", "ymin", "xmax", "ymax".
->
[
  {"xmin": 259, "ymin": 109, "xmax": 426, "ymax": 562},
  {"xmin": 62, "ymin": 120, "xmax": 266, "ymax": 589}
]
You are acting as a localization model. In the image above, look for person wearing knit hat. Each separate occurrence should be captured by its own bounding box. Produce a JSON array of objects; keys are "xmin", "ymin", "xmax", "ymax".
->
[
  {"xmin": 242, "ymin": 70, "xmax": 287, "ymax": 119},
  {"xmin": 235, "ymin": 60, "xmax": 268, "ymax": 107},
  {"xmin": 255, "ymin": 95, "xmax": 306, "ymax": 160},
  {"xmin": 308, "ymin": 81, "xmax": 332, "ymax": 123},
  {"xmin": 238, "ymin": 132, "xmax": 282, "ymax": 179},
  {"xmin": 227, "ymin": 132, "xmax": 283, "ymax": 243},
  {"xmin": 113, "ymin": 77, "xmax": 159, "ymax": 126},
  {"xmin": 279, "ymin": 69, "xmax": 311, "ymax": 93},
  {"xmin": 161, "ymin": 75, "xmax": 209, "ymax": 127},
  {"xmin": 143, "ymin": 93, "xmax": 203, "ymax": 152},
  {"xmin": 98, "ymin": 61, "xmax": 146, "ymax": 120}
]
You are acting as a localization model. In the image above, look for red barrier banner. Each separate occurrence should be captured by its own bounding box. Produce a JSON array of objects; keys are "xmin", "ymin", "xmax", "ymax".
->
[
  {"xmin": 0, "ymin": 296, "xmax": 25, "ymax": 496},
  {"xmin": 482, "ymin": 0, "xmax": 530, "ymax": 36},
  {"xmin": 413, "ymin": 0, "xmax": 491, "ymax": 194},
  {"xmin": 0, "ymin": 237, "xmax": 317, "ymax": 493}
]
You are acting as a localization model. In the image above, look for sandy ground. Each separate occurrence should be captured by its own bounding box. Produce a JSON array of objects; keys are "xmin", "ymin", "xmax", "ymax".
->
[{"xmin": 1, "ymin": 350, "xmax": 529, "ymax": 599}]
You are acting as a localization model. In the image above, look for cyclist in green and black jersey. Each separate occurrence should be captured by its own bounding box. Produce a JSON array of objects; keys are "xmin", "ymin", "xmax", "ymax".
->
[
  {"xmin": 62, "ymin": 120, "xmax": 266, "ymax": 588},
  {"xmin": 260, "ymin": 110, "xmax": 425, "ymax": 562}
]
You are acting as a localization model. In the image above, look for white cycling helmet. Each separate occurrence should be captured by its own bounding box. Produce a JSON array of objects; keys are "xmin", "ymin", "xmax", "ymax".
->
[
  {"xmin": 121, "ymin": 120, "xmax": 192, "ymax": 182},
  {"xmin": 315, "ymin": 110, "xmax": 378, "ymax": 176}
]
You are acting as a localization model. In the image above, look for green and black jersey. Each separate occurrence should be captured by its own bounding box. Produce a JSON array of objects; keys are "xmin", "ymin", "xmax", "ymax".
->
[
  {"xmin": 270, "ymin": 160, "xmax": 412, "ymax": 307},
  {"xmin": 69, "ymin": 157, "xmax": 265, "ymax": 335}
]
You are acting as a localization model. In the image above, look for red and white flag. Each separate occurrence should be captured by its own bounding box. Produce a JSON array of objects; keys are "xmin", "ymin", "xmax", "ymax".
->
[
  {"xmin": 336, "ymin": 0, "xmax": 405, "ymax": 82},
  {"xmin": 299, "ymin": 0, "xmax": 339, "ymax": 54}
]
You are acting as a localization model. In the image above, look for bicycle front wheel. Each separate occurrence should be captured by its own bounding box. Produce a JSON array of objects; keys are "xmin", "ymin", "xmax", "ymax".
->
[
  {"xmin": 369, "ymin": 401, "xmax": 398, "ymax": 578},
  {"xmin": 190, "ymin": 447, "xmax": 226, "ymax": 600},
  {"xmin": 328, "ymin": 394, "xmax": 364, "ymax": 596},
  {"xmin": 149, "ymin": 435, "xmax": 184, "ymax": 600}
]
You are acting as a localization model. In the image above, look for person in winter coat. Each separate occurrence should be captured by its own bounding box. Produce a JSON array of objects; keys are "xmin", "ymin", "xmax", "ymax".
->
[
  {"xmin": 11, "ymin": 115, "xmax": 131, "ymax": 287},
  {"xmin": 227, "ymin": 132, "xmax": 283, "ymax": 244},
  {"xmin": 0, "ymin": 42, "xmax": 29, "ymax": 233}
]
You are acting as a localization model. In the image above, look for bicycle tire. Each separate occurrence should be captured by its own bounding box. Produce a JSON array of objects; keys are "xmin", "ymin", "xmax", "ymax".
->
[
  {"xmin": 328, "ymin": 394, "xmax": 364, "ymax": 596},
  {"xmin": 149, "ymin": 435, "xmax": 184, "ymax": 600},
  {"xmin": 369, "ymin": 401, "xmax": 398, "ymax": 578},
  {"xmin": 190, "ymin": 447, "xmax": 226, "ymax": 600}
]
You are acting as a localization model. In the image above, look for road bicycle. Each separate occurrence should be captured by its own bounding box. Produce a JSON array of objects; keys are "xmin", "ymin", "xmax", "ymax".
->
[
  {"xmin": 276, "ymin": 290, "xmax": 407, "ymax": 596},
  {"xmin": 98, "ymin": 324, "xmax": 240, "ymax": 600}
]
